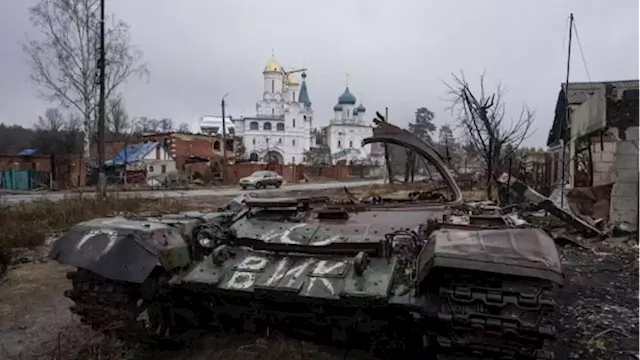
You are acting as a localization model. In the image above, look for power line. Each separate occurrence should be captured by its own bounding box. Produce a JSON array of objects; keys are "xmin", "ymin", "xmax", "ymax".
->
[{"xmin": 572, "ymin": 20, "xmax": 592, "ymax": 81}]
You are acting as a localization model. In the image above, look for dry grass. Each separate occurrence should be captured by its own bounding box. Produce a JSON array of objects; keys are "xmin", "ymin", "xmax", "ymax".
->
[{"xmin": 0, "ymin": 195, "xmax": 201, "ymax": 273}]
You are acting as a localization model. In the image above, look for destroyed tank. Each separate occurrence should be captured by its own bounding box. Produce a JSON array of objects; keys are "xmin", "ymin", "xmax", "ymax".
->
[{"xmin": 48, "ymin": 120, "xmax": 564, "ymax": 359}]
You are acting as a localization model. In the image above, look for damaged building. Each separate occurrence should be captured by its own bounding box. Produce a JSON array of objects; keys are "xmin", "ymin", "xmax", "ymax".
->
[{"xmin": 546, "ymin": 79, "xmax": 639, "ymax": 228}]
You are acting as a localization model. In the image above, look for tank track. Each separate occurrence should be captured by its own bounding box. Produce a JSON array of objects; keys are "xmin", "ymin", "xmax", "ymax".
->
[
  {"xmin": 63, "ymin": 269, "xmax": 197, "ymax": 345},
  {"xmin": 63, "ymin": 268, "xmax": 557, "ymax": 359},
  {"xmin": 430, "ymin": 270, "xmax": 557, "ymax": 360}
]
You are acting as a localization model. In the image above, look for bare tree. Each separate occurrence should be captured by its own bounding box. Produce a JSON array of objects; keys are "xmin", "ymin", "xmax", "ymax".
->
[
  {"xmin": 445, "ymin": 72, "xmax": 534, "ymax": 200},
  {"xmin": 133, "ymin": 117, "xmax": 158, "ymax": 133},
  {"xmin": 177, "ymin": 122, "xmax": 191, "ymax": 133},
  {"xmin": 22, "ymin": 0, "xmax": 148, "ymax": 160},
  {"xmin": 158, "ymin": 118, "xmax": 174, "ymax": 132},
  {"xmin": 107, "ymin": 95, "xmax": 129, "ymax": 139},
  {"xmin": 35, "ymin": 107, "xmax": 65, "ymax": 132}
]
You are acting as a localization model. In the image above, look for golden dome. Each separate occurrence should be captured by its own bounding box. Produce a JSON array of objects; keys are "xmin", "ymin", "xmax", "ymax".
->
[
  {"xmin": 286, "ymin": 74, "xmax": 299, "ymax": 85},
  {"xmin": 264, "ymin": 59, "xmax": 282, "ymax": 73}
]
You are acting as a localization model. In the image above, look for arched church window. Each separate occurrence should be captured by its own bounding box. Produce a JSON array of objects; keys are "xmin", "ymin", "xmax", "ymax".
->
[
  {"xmin": 272, "ymin": 109, "xmax": 275, "ymax": 115},
  {"xmin": 276, "ymin": 123, "xmax": 284, "ymax": 131},
  {"xmin": 278, "ymin": 138, "xmax": 282, "ymax": 144},
  {"xmin": 292, "ymin": 139, "xmax": 296, "ymax": 146},
  {"xmin": 293, "ymin": 92, "xmax": 296, "ymax": 101},
  {"xmin": 292, "ymin": 118, "xmax": 296, "ymax": 128},
  {"xmin": 349, "ymin": 141, "xmax": 353, "ymax": 148},
  {"xmin": 213, "ymin": 141, "xmax": 221, "ymax": 150},
  {"xmin": 249, "ymin": 121, "xmax": 259, "ymax": 130},
  {"xmin": 338, "ymin": 140, "xmax": 342, "ymax": 148},
  {"xmin": 271, "ymin": 80, "xmax": 274, "ymax": 93},
  {"xmin": 252, "ymin": 138, "xmax": 256, "ymax": 145},
  {"xmin": 249, "ymin": 153, "xmax": 258, "ymax": 162},
  {"xmin": 303, "ymin": 116, "xmax": 307, "ymax": 120},
  {"xmin": 264, "ymin": 122, "xmax": 272, "ymax": 131},
  {"xmin": 266, "ymin": 138, "xmax": 270, "ymax": 144},
  {"xmin": 346, "ymin": 110, "xmax": 350, "ymax": 117}
]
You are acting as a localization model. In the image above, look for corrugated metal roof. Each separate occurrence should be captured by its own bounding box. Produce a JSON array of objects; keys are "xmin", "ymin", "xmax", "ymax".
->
[
  {"xmin": 18, "ymin": 149, "xmax": 38, "ymax": 156},
  {"xmin": 105, "ymin": 142, "xmax": 159, "ymax": 166}
]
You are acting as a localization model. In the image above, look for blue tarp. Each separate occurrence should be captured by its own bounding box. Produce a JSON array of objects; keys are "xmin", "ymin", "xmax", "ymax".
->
[
  {"xmin": 0, "ymin": 169, "xmax": 37, "ymax": 190},
  {"xmin": 18, "ymin": 149, "xmax": 38, "ymax": 156},
  {"xmin": 105, "ymin": 142, "xmax": 159, "ymax": 166}
]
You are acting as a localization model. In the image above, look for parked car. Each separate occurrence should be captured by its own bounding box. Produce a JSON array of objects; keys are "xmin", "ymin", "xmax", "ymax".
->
[{"xmin": 239, "ymin": 171, "xmax": 283, "ymax": 189}]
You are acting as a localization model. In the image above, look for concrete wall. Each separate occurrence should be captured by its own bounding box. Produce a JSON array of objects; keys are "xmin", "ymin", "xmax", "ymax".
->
[
  {"xmin": 589, "ymin": 134, "xmax": 618, "ymax": 186},
  {"xmin": 609, "ymin": 126, "xmax": 639, "ymax": 226}
]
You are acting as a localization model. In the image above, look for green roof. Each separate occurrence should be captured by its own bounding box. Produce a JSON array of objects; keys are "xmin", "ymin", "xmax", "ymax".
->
[
  {"xmin": 298, "ymin": 72, "xmax": 311, "ymax": 107},
  {"xmin": 338, "ymin": 87, "xmax": 356, "ymax": 104}
]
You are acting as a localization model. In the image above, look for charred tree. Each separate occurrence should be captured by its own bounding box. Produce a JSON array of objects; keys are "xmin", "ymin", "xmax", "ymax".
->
[{"xmin": 446, "ymin": 72, "xmax": 534, "ymax": 200}]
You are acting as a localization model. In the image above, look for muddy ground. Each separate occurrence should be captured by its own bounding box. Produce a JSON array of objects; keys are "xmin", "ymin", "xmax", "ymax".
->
[
  {"xmin": 1, "ymin": 237, "xmax": 637, "ymax": 360},
  {"xmin": 0, "ymin": 187, "xmax": 637, "ymax": 360}
]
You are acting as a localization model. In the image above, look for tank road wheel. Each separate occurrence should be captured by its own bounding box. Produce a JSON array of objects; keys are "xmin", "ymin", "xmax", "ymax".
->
[{"xmin": 64, "ymin": 269, "xmax": 198, "ymax": 347}]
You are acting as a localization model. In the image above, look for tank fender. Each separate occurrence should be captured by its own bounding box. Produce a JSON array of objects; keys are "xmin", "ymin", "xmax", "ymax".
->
[
  {"xmin": 48, "ymin": 218, "xmax": 191, "ymax": 284},
  {"xmin": 416, "ymin": 228, "xmax": 564, "ymax": 286}
]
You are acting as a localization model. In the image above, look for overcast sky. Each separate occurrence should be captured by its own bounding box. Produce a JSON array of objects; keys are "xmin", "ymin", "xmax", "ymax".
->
[{"xmin": 0, "ymin": 0, "xmax": 637, "ymax": 146}]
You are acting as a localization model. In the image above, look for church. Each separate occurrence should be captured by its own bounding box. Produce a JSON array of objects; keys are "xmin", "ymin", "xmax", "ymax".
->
[
  {"xmin": 323, "ymin": 85, "xmax": 380, "ymax": 164},
  {"xmin": 232, "ymin": 58, "xmax": 313, "ymax": 165}
]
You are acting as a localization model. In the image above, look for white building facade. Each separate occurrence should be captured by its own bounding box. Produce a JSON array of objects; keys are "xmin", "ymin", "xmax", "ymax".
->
[
  {"xmin": 324, "ymin": 86, "xmax": 376, "ymax": 164},
  {"xmin": 233, "ymin": 58, "xmax": 313, "ymax": 165}
]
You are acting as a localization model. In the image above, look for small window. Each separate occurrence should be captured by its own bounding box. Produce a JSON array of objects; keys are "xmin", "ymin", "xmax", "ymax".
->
[
  {"xmin": 347, "ymin": 110, "xmax": 350, "ymax": 117},
  {"xmin": 161, "ymin": 165, "xmax": 166, "ymax": 173},
  {"xmin": 338, "ymin": 140, "xmax": 342, "ymax": 148},
  {"xmin": 292, "ymin": 139, "xmax": 295, "ymax": 146},
  {"xmin": 291, "ymin": 157, "xmax": 295, "ymax": 163},
  {"xmin": 293, "ymin": 91, "xmax": 296, "ymax": 100},
  {"xmin": 293, "ymin": 118, "xmax": 296, "ymax": 128},
  {"xmin": 266, "ymin": 138, "xmax": 269, "ymax": 144},
  {"xmin": 278, "ymin": 138, "xmax": 282, "ymax": 144},
  {"xmin": 213, "ymin": 141, "xmax": 221, "ymax": 150},
  {"xmin": 271, "ymin": 80, "xmax": 274, "ymax": 93},
  {"xmin": 349, "ymin": 141, "xmax": 353, "ymax": 148},
  {"xmin": 249, "ymin": 121, "xmax": 259, "ymax": 130},
  {"xmin": 276, "ymin": 123, "xmax": 285, "ymax": 131},
  {"xmin": 149, "ymin": 165, "xmax": 154, "ymax": 173},
  {"xmin": 264, "ymin": 122, "xmax": 272, "ymax": 130},
  {"xmin": 303, "ymin": 115, "xmax": 307, "ymax": 120},
  {"xmin": 272, "ymin": 108, "xmax": 275, "ymax": 115},
  {"xmin": 252, "ymin": 138, "xmax": 256, "ymax": 145}
]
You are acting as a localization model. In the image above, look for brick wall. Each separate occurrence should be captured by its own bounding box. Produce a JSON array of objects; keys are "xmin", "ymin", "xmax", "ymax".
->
[
  {"xmin": 0, "ymin": 155, "xmax": 86, "ymax": 188},
  {"xmin": 0, "ymin": 155, "xmax": 51, "ymax": 172},
  {"xmin": 140, "ymin": 133, "xmax": 235, "ymax": 170},
  {"xmin": 92, "ymin": 133, "xmax": 238, "ymax": 170}
]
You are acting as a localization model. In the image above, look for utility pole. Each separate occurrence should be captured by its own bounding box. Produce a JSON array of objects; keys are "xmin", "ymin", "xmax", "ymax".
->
[
  {"xmin": 383, "ymin": 107, "xmax": 394, "ymax": 184},
  {"xmin": 560, "ymin": 13, "xmax": 573, "ymax": 208},
  {"xmin": 97, "ymin": 0, "xmax": 107, "ymax": 198},
  {"xmin": 221, "ymin": 93, "xmax": 229, "ymax": 181}
]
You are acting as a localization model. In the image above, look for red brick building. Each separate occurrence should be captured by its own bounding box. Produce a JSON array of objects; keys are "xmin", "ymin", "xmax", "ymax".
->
[
  {"xmin": 0, "ymin": 153, "xmax": 86, "ymax": 189},
  {"xmin": 93, "ymin": 132, "xmax": 239, "ymax": 170}
]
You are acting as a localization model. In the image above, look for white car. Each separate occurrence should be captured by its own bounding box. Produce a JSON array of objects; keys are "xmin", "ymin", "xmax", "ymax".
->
[{"xmin": 239, "ymin": 171, "xmax": 283, "ymax": 190}]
